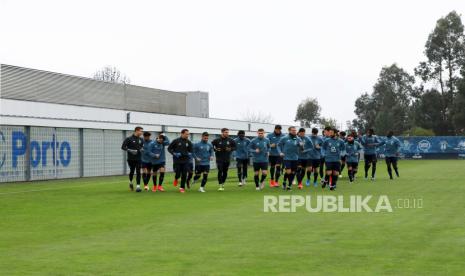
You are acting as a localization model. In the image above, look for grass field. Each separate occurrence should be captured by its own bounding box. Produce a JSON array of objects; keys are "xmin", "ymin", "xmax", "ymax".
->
[{"xmin": 1, "ymin": 160, "xmax": 464, "ymax": 275}]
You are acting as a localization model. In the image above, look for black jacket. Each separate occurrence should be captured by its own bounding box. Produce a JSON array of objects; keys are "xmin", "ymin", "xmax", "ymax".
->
[
  {"xmin": 121, "ymin": 135, "xmax": 144, "ymax": 161},
  {"xmin": 211, "ymin": 136, "xmax": 236, "ymax": 162},
  {"xmin": 168, "ymin": 137, "xmax": 193, "ymax": 164}
]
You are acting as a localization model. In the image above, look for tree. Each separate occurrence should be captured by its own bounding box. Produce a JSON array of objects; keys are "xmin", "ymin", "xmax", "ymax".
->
[
  {"xmin": 414, "ymin": 11, "xmax": 465, "ymax": 135},
  {"xmin": 352, "ymin": 92, "xmax": 376, "ymax": 132},
  {"xmin": 353, "ymin": 64, "xmax": 414, "ymax": 135},
  {"xmin": 240, "ymin": 110, "xmax": 274, "ymax": 124},
  {"xmin": 411, "ymin": 89, "xmax": 448, "ymax": 134},
  {"xmin": 295, "ymin": 98, "xmax": 321, "ymax": 127},
  {"xmin": 93, "ymin": 66, "xmax": 131, "ymax": 84},
  {"xmin": 319, "ymin": 117, "xmax": 339, "ymax": 129},
  {"xmin": 452, "ymin": 79, "xmax": 465, "ymax": 134}
]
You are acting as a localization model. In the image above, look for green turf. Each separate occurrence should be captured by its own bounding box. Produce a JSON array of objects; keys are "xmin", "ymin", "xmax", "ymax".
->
[{"xmin": 0, "ymin": 160, "xmax": 464, "ymax": 275}]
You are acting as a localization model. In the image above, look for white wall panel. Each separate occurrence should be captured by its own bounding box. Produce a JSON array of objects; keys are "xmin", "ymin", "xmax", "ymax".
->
[
  {"xmin": 0, "ymin": 125, "xmax": 27, "ymax": 182},
  {"xmin": 104, "ymin": 130, "xmax": 124, "ymax": 176},
  {"xmin": 56, "ymin": 128, "xmax": 80, "ymax": 179},
  {"xmin": 30, "ymin": 127, "xmax": 56, "ymax": 180},
  {"xmin": 83, "ymin": 129, "xmax": 104, "ymax": 177}
]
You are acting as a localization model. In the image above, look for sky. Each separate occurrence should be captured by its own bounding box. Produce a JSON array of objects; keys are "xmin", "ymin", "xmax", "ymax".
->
[{"xmin": 1, "ymin": 0, "xmax": 465, "ymax": 127}]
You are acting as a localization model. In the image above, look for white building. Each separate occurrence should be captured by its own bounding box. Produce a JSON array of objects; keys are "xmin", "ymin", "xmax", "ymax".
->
[{"xmin": 0, "ymin": 64, "xmax": 300, "ymax": 182}]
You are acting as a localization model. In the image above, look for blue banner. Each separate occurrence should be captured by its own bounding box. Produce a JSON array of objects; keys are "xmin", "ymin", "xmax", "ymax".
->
[{"xmin": 378, "ymin": 136, "xmax": 465, "ymax": 159}]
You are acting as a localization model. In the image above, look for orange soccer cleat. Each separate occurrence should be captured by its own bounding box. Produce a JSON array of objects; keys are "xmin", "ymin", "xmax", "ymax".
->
[
  {"xmin": 173, "ymin": 179, "xmax": 178, "ymax": 187},
  {"xmin": 157, "ymin": 185, "xmax": 165, "ymax": 192},
  {"xmin": 179, "ymin": 188, "xmax": 185, "ymax": 193},
  {"xmin": 152, "ymin": 185, "xmax": 157, "ymax": 192}
]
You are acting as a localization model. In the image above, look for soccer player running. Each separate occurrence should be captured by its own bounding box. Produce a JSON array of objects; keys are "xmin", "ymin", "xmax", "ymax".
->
[
  {"xmin": 339, "ymin": 131, "xmax": 347, "ymax": 178},
  {"xmin": 248, "ymin": 128, "xmax": 271, "ymax": 190},
  {"xmin": 266, "ymin": 125, "xmax": 284, "ymax": 187},
  {"xmin": 141, "ymin": 132, "xmax": 154, "ymax": 191},
  {"xmin": 121, "ymin": 126, "xmax": 144, "ymax": 192},
  {"xmin": 360, "ymin": 128, "xmax": 384, "ymax": 181},
  {"xmin": 384, "ymin": 130, "xmax": 401, "ymax": 180},
  {"xmin": 168, "ymin": 129, "xmax": 193, "ymax": 193},
  {"xmin": 193, "ymin": 132, "xmax": 214, "ymax": 192},
  {"xmin": 296, "ymin": 128, "xmax": 314, "ymax": 189},
  {"xmin": 309, "ymin": 128, "xmax": 324, "ymax": 187},
  {"xmin": 321, "ymin": 128, "xmax": 346, "ymax": 190},
  {"xmin": 277, "ymin": 126, "xmax": 302, "ymax": 191},
  {"xmin": 345, "ymin": 133, "xmax": 363, "ymax": 183},
  {"xmin": 212, "ymin": 128, "xmax": 236, "ymax": 191},
  {"xmin": 149, "ymin": 133, "xmax": 170, "ymax": 192},
  {"xmin": 234, "ymin": 130, "xmax": 251, "ymax": 187},
  {"xmin": 186, "ymin": 153, "xmax": 195, "ymax": 189},
  {"xmin": 319, "ymin": 126, "xmax": 332, "ymax": 183}
]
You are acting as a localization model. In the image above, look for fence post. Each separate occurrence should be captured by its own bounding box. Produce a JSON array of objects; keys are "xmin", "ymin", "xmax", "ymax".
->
[
  {"xmin": 79, "ymin": 128, "xmax": 84, "ymax": 178},
  {"xmin": 25, "ymin": 126, "xmax": 31, "ymax": 181}
]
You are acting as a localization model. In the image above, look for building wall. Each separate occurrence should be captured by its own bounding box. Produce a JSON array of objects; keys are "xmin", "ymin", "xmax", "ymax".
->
[
  {"xmin": 1, "ymin": 99, "xmax": 294, "ymax": 135},
  {"xmin": 186, "ymin": 91, "xmax": 209, "ymax": 118},
  {"xmin": 0, "ymin": 125, "xmax": 223, "ymax": 183},
  {"xmin": 0, "ymin": 64, "xmax": 206, "ymax": 117}
]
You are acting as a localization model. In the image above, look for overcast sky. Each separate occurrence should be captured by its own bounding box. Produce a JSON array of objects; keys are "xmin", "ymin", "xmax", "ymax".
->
[{"xmin": 1, "ymin": 0, "xmax": 465, "ymax": 126}]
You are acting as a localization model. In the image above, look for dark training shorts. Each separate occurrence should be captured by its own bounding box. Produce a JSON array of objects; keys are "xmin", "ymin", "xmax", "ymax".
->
[
  {"xmin": 283, "ymin": 160, "xmax": 298, "ymax": 171},
  {"xmin": 298, "ymin": 159, "xmax": 309, "ymax": 168},
  {"xmin": 195, "ymin": 165, "xmax": 211, "ymax": 174},
  {"xmin": 142, "ymin": 162, "xmax": 152, "ymax": 170},
  {"xmin": 253, "ymin": 162, "xmax": 268, "ymax": 171},
  {"xmin": 325, "ymin": 161, "xmax": 341, "ymax": 172},
  {"xmin": 152, "ymin": 162, "xmax": 166, "ymax": 172},
  {"xmin": 310, "ymin": 159, "xmax": 321, "ymax": 168},
  {"xmin": 347, "ymin": 162, "xmax": 359, "ymax": 169},
  {"xmin": 269, "ymin": 155, "xmax": 283, "ymax": 166},
  {"xmin": 364, "ymin": 154, "xmax": 377, "ymax": 163}
]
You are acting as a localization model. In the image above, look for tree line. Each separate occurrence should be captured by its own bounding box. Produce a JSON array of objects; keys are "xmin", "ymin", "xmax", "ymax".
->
[
  {"xmin": 296, "ymin": 11, "xmax": 465, "ymax": 136},
  {"xmin": 354, "ymin": 11, "xmax": 465, "ymax": 136}
]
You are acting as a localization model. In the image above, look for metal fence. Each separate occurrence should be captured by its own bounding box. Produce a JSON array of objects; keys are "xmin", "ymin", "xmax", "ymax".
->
[
  {"xmin": 0, "ymin": 125, "xmax": 226, "ymax": 183},
  {"xmin": 1, "ymin": 125, "xmax": 464, "ymax": 183}
]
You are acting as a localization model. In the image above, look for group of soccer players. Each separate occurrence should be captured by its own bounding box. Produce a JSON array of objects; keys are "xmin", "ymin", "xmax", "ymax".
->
[{"xmin": 121, "ymin": 124, "xmax": 401, "ymax": 193}]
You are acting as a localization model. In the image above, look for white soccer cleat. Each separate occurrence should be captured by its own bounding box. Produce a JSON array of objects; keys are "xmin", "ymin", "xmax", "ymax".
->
[
  {"xmin": 199, "ymin": 187, "xmax": 206, "ymax": 193},
  {"xmin": 238, "ymin": 182, "xmax": 243, "ymax": 187},
  {"xmin": 255, "ymin": 187, "xmax": 261, "ymax": 191},
  {"xmin": 260, "ymin": 182, "xmax": 265, "ymax": 190}
]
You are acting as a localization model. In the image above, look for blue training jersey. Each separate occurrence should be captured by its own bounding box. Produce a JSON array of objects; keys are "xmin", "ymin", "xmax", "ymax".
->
[
  {"xmin": 383, "ymin": 136, "xmax": 401, "ymax": 157},
  {"xmin": 248, "ymin": 137, "xmax": 271, "ymax": 163},
  {"xmin": 361, "ymin": 135, "xmax": 384, "ymax": 155},
  {"xmin": 233, "ymin": 137, "xmax": 251, "ymax": 159},
  {"xmin": 277, "ymin": 134, "xmax": 302, "ymax": 161},
  {"xmin": 267, "ymin": 132, "xmax": 285, "ymax": 156},
  {"xmin": 298, "ymin": 135, "xmax": 314, "ymax": 160},
  {"xmin": 141, "ymin": 140, "xmax": 154, "ymax": 163},
  {"xmin": 322, "ymin": 137, "xmax": 346, "ymax": 162},
  {"xmin": 309, "ymin": 135, "xmax": 324, "ymax": 160},
  {"xmin": 193, "ymin": 141, "xmax": 214, "ymax": 166},
  {"xmin": 345, "ymin": 141, "xmax": 362, "ymax": 163},
  {"xmin": 150, "ymin": 137, "xmax": 170, "ymax": 164}
]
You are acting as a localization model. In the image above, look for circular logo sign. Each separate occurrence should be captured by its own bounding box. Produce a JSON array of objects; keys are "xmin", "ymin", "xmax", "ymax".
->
[{"xmin": 417, "ymin": 140, "xmax": 431, "ymax": 152}]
